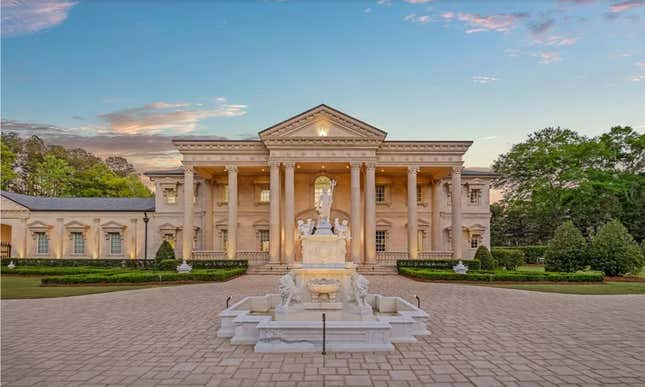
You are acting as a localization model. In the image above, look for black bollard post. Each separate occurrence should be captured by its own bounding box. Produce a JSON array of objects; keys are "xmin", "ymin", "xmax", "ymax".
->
[
  {"xmin": 415, "ymin": 295, "xmax": 420, "ymax": 309},
  {"xmin": 322, "ymin": 313, "xmax": 327, "ymax": 355},
  {"xmin": 226, "ymin": 296, "xmax": 232, "ymax": 309}
]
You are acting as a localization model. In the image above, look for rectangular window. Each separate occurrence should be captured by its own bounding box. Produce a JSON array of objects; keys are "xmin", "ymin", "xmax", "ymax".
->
[
  {"xmin": 220, "ymin": 230, "xmax": 228, "ymax": 251},
  {"xmin": 470, "ymin": 236, "xmax": 480, "ymax": 249},
  {"xmin": 258, "ymin": 230, "xmax": 270, "ymax": 252},
  {"xmin": 375, "ymin": 185, "xmax": 386, "ymax": 203},
  {"xmin": 72, "ymin": 232, "xmax": 85, "ymax": 255},
  {"xmin": 416, "ymin": 185, "xmax": 424, "ymax": 203},
  {"xmin": 259, "ymin": 184, "xmax": 270, "ymax": 203},
  {"xmin": 470, "ymin": 189, "xmax": 482, "ymax": 205},
  {"xmin": 165, "ymin": 188, "xmax": 177, "ymax": 204},
  {"xmin": 109, "ymin": 232, "xmax": 122, "ymax": 255},
  {"xmin": 375, "ymin": 230, "xmax": 387, "ymax": 252},
  {"xmin": 36, "ymin": 232, "xmax": 48, "ymax": 254}
]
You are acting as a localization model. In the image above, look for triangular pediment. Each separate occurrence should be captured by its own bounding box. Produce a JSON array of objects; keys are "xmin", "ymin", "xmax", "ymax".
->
[
  {"xmin": 259, "ymin": 104, "xmax": 387, "ymax": 141},
  {"xmin": 64, "ymin": 220, "xmax": 89, "ymax": 229},
  {"xmin": 27, "ymin": 220, "xmax": 52, "ymax": 230}
]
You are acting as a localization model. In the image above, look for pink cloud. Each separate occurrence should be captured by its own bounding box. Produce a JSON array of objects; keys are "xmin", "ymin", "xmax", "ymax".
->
[
  {"xmin": 535, "ymin": 51, "xmax": 562, "ymax": 64},
  {"xmin": 404, "ymin": 13, "xmax": 431, "ymax": 24},
  {"xmin": 1, "ymin": 0, "xmax": 77, "ymax": 36},
  {"xmin": 456, "ymin": 12, "xmax": 528, "ymax": 33},
  {"xmin": 609, "ymin": 0, "xmax": 643, "ymax": 13},
  {"xmin": 534, "ymin": 36, "xmax": 579, "ymax": 46},
  {"xmin": 404, "ymin": 0, "xmax": 433, "ymax": 3}
]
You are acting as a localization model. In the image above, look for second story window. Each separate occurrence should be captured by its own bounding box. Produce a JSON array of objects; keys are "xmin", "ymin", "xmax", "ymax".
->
[
  {"xmin": 470, "ymin": 189, "xmax": 482, "ymax": 205},
  {"xmin": 165, "ymin": 188, "xmax": 177, "ymax": 204},
  {"xmin": 375, "ymin": 185, "xmax": 386, "ymax": 203},
  {"xmin": 259, "ymin": 184, "xmax": 270, "ymax": 203},
  {"xmin": 72, "ymin": 232, "xmax": 85, "ymax": 255}
]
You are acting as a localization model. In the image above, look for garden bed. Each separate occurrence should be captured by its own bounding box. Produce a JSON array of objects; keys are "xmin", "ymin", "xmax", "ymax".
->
[
  {"xmin": 399, "ymin": 267, "xmax": 603, "ymax": 283},
  {"xmin": 40, "ymin": 268, "xmax": 246, "ymax": 285}
]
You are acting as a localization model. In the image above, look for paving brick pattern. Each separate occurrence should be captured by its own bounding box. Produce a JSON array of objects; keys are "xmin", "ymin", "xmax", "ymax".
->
[{"xmin": 2, "ymin": 275, "xmax": 645, "ymax": 386}]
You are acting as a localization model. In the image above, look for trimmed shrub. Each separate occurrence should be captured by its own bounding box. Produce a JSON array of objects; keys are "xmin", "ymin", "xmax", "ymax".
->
[
  {"xmin": 544, "ymin": 221, "xmax": 587, "ymax": 273},
  {"xmin": 191, "ymin": 259, "xmax": 248, "ymax": 269},
  {"xmin": 397, "ymin": 259, "xmax": 481, "ymax": 271},
  {"xmin": 508, "ymin": 246, "xmax": 547, "ymax": 264},
  {"xmin": 41, "ymin": 268, "xmax": 246, "ymax": 285},
  {"xmin": 155, "ymin": 241, "xmax": 176, "ymax": 264},
  {"xmin": 157, "ymin": 259, "xmax": 180, "ymax": 271},
  {"xmin": 0, "ymin": 266, "xmax": 120, "ymax": 276},
  {"xmin": 589, "ymin": 220, "xmax": 644, "ymax": 276},
  {"xmin": 398, "ymin": 267, "xmax": 603, "ymax": 282},
  {"xmin": 474, "ymin": 246, "xmax": 496, "ymax": 270},
  {"xmin": 491, "ymin": 248, "xmax": 525, "ymax": 270},
  {"xmin": 0, "ymin": 258, "xmax": 247, "ymax": 269}
]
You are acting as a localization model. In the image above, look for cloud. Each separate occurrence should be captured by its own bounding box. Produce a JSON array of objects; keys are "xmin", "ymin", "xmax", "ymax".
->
[
  {"xmin": 1, "ymin": 0, "xmax": 77, "ymax": 36},
  {"xmin": 534, "ymin": 51, "xmax": 562, "ymax": 64},
  {"xmin": 404, "ymin": 13, "xmax": 431, "ymax": 24},
  {"xmin": 635, "ymin": 61, "xmax": 645, "ymax": 67},
  {"xmin": 609, "ymin": 0, "xmax": 643, "ymax": 13},
  {"xmin": 404, "ymin": 0, "xmax": 433, "ymax": 3},
  {"xmin": 454, "ymin": 12, "xmax": 529, "ymax": 34},
  {"xmin": 632, "ymin": 74, "xmax": 645, "ymax": 81},
  {"xmin": 504, "ymin": 48, "xmax": 521, "ymax": 57},
  {"xmin": 364, "ymin": 7, "xmax": 372, "ymax": 13},
  {"xmin": 472, "ymin": 75, "xmax": 499, "ymax": 84},
  {"xmin": 528, "ymin": 19, "xmax": 555, "ymax": 35},
  {"xmin": 98, "ymin": 98, "xmax": 247, "ymax": 135},
  {"xmin": 534, "ymin": 35, "xmax": 579, "ymax": 46},
  {"xmin": 558, "ymin": 0, "xmax": 597, "ymax": 4},
  {"xmin": 376, "ymin": 0, "xmax": 391, "ymax": 6}
]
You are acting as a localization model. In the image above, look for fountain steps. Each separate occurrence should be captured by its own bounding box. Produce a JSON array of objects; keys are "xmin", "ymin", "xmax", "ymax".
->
[{"xmin": 247, "ymin": 264, "xmax": 397, "ymax": 276}]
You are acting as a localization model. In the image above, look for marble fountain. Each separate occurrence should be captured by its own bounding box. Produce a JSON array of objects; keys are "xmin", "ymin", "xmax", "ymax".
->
[{"xmin": 217, "ymin": 180, "xmax": 429, "ymax": 352}]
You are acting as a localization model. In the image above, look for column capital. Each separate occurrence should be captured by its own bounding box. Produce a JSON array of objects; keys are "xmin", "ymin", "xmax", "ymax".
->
[
  {"xmin": 225, "ymin": 165, "xmax": 238, "ymax": 173},
  {"xmin": 268, "ymin": 161, "xmax": 281, "ymax": 168},
  {"xmin": 350, "ymin": 161, "xmax": 362, "ymax": 169},
  {"xmin": 283, "ymin": 161, "xmax": 296, "ymax": 169},
  {"xmin": 365, "ymin": 162, "xmax": 376, "ymax": 171},
  {"xmin": 183, "ymin": 166, "xmax": 194, "ymax": 175},
  {"xmin": 451, "ymin": 166, "xmax": 463, "ymax": 175},
  {"xmin": 408, "ymin": 166, "xmax": 420, "ymax": 175}
]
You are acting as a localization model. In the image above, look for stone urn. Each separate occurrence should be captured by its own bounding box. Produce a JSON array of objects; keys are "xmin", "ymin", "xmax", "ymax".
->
[{"xmin": 306, "ymin": 278, "xmax": 340, "ymax": 303}]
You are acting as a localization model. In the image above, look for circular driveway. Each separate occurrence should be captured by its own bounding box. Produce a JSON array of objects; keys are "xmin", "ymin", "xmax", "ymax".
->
[{"xmin": 2, "ymin": 275, "xmax": 645, "ymax": 386}]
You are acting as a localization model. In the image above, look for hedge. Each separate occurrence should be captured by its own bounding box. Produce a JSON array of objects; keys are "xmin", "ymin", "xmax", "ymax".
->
[
  {"xmin": 399, "ymin": 267, "xmax": 603, "ymax": 282},
  {"xmin": 491, "ymin": 248, "xmax": 525, "ymax": 270},
  {"xmin": 41, "ymin": 268, "xmax": 247, "ymax": 285},
  {"xmin": 1, "ymin": 266, "xmax": 122, "ymax": 276},
  {"xmin": 493, "ymin": 246, "xmax": 547, "ymax": 264},
  {"xmin": 397, "ymin": 259, "xmax": 481, "ymax": 271},
  {"xmin": 1, "ymin": 258, "xmax": 248, "ymax": 269}
]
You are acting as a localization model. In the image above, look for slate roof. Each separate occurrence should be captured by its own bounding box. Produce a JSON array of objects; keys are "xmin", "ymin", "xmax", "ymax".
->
[
  {"xmin": 143, "ymin": 168, "xmax": 184, "ymax": 176},
  {"xmin": 1, "ymin": 191, "xmax": 155, "ymax": 212}
]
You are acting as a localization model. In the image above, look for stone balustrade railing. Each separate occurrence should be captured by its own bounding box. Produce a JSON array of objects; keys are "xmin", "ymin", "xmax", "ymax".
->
[
  {"xmin": 191, "ymin": 250, "xmax": 270, "ymax": 266},
  {"xmin": 419, "ymin": 251, "xmax": 454, "ymax": 259},
  {"xmin": 376, "ymin": 251, "xmax": 409, "ymax": 265}
]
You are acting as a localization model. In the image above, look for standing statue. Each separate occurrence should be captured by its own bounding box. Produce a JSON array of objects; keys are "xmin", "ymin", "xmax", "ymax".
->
[
  {"xmin": 306, "ymin": 218, "xmax": 314, "ymax": 234},
  {"xmin": 316, "ymin": 180, "xmax": 336, "ymax": 222},
  {"xmin": 278, "ymin": 271, "xmax": 298, "ymax": 307},
  {"xmin": 297, "ymin": 219, "xmax": 310, "ymax": 238},
  {"xmin": 351, "ymin": 272, "xmax": 369, "ymax": 309}
]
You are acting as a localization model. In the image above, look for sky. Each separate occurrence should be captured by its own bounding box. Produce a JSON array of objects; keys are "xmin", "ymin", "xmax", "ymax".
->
[{"xmin": 1, "ymin": 0, "xmax": 644, "ymax": 173}]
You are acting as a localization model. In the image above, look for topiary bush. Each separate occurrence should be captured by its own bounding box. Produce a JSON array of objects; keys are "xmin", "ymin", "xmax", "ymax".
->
[
  {"xmin": 157, "ymin": 259, "xmax": 180, "ymax": 271},
  {"xmin": 474, "ymin": 246, "xmax": 496, "ymax": 270},
  {"xmin": 491, "ymin": 247, "xmax": 525, "ymax": 270},
  {"xmin": 588, "ymin": 220, "xmax": 644, "ymax": 276},
  {"xmin": 544, "ymin": 221, "xmax": 588, "ymax": 273},
  {"xmin": 155, "ymin": 241, "xmax": 176, "ymax": 265}
]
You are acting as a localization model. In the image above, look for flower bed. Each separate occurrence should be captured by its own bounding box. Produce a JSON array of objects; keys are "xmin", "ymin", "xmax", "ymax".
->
[{"xmin": 399, "ymin": 267, "xmax": 603, "ymax": 282}]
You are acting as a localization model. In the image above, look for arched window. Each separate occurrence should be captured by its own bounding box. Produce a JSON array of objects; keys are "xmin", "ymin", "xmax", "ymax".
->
[{"xmin": 314, "ymin": 176, "xmax": 332, "ymax": 205}]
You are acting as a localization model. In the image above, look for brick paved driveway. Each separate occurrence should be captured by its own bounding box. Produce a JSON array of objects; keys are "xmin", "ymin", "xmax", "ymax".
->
[{"xmin": 2, "ymin": 275, "xmax": 645, "ymax": 387}]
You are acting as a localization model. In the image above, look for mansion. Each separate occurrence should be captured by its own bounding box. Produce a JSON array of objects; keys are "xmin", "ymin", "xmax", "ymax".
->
[{"xmin": 1, "ymin": 105, "xmax": 494, "ymax": 265}]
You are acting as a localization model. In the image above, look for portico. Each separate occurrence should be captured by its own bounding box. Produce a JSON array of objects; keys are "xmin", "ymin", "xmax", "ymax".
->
[{"xmin": 167, "ymin": 105, "xmax": 488, "ymax": 265}]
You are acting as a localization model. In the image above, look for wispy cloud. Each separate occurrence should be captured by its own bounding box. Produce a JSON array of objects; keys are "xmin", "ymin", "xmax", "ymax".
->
[
  {"xmin": 472, "ymin": 75, "xmax": 499, "ymax": 84},
  {"xmin": 441, "ymin": 12, "xmax": 529, "ymax": 34},
  {"xmin": 635, "ymin": 61, "xmax": 645, "ymax": 67},
  {"xmin": 404, "ymin": 13, "xmax": 431, "ymax": 24},
  {"xmin": 528, "ymin": 19, "xmax": 555, "ymax": 35},
  {"xmin": 364, "ymin": 7, "xmax": 372, "ymax": 13},
  {"xmin": 534, "ymin": 35, "xmax": 579, "ymax": 46},
  {"xmin": 376, "ymin": 0, "xmax": 391, "ymax": 6},
  {"xmin": 1, "ymin": 0, "xmax": 77, "ymax": 36},
  {"xmin": 98, "ymin": 98, "xmax": 247, "ymax": 135},
  {"xmin": 609, "ymin": 0, "xmax": 643, "ymax": 13},
  {"xmin": 535, "ymin": 51, "xmax": 562, "ymax": 64},
  {"xmin": 632, "ymin": 74, "xmax": 645, "ymax": 81},
  {"xmin": 404, "ymin": 0, "xmax": 433, "ymax": 3}
]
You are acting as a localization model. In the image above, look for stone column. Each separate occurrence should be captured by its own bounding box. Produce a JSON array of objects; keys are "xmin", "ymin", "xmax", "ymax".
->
[
  {"xmin": 182, "ymin": 166, "xmax": 194, "ymax": 260},
  {"xmin": 364, "ymin": 162, "xmax": 376, "ymax": 264},
  {"xmin": 451, "ymin": 166, "xmax": 463, "ymax": 259},
  {"xmin": 226, "ymin": 165, "xmax": 238, "ymax": 259},
  {"xmin": 269, "ymin": 161, "xmax": 281, "ymax": 263},
  {"xmin": 283, "ymin": 162, "xmax": 295, "ymax": 263},
  {"xmin": 57, "ymin": 217, "xmax": 64, "ymax": 258},
  {"xmin": 350, "ymin": 162, "xmax": 362, "ymax": 264},
  {"xmin": 431, "ymin": 179, "xmax": 442, "ymax": 251},
  {"xmin": 204, "ymin": 180, "xmax": 214, "ymax": 250},
  {"xmin": 407, "ymin": 166, "xmax": 419, "ymax": 259}
]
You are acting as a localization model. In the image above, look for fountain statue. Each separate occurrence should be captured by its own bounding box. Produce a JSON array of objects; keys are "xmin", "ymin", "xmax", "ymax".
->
[{"xmin": 217, "ymin": 178, "xmax": 429, "ymax": 352}]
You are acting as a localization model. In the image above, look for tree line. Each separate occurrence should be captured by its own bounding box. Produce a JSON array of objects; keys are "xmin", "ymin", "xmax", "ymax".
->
[
  {"xmin": 491, "ymin": 126, "xmax": 644, "ymax": 245},
  {"xmin": 1, "ymin": 132, "xmax": 151, "ymax": 198}
]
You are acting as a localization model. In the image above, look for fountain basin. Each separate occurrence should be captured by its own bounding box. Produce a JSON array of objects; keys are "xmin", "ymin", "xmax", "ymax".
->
[{"xmin": 306, "ymin": 278, "xmax": 340, "ymax": 302}]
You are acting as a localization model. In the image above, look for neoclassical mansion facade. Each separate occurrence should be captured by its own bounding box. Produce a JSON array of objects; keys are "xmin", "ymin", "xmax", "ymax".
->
[{"xmin": 1, "ymin": 105, "xmax": 493, "ymax": 265}]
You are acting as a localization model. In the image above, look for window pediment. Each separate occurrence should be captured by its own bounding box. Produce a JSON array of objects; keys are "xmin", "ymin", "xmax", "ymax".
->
[
  {"xmin": 64, "ymin": 221, "xmax": 89, "ymax": 232},
  {"xmin": 27, "ymin": 221, "xmax": 52, "ymax": 231}
]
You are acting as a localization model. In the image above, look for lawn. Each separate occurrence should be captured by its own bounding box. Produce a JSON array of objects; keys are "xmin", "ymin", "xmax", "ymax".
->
[
  {"xmin": 1, "ymin": 276, "xmax": 156, "ymax": 299},
  {"xmin": 490, "ymin": 282, "xmax": 645, "ymax": 295}
]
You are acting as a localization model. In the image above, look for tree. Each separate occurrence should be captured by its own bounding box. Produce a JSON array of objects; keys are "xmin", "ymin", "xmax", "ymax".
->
[
  {"xmin": 589, "ymin": 220, "xmax": 644, "ymax": 276},
  {"xmin": 105, "ymin": 156, "xmax": 136, "ymax": 177},
  {"xmin": 32, "ymin": 154, "xmax": 74, "ymax": 197},
  {"xmin": 474, "ymin": 246, "xmax": 496, "ymax": 270},
  {"xmin": 544, "ymin": 221, "xmax": 587, "ymax": 272},
  {"xmin": 155, "ymin": 240, "xmax": 176, "ymax": 264},
  {"xmin": 1, "ymin": 143, "xmax": 17, "ymax": 189}
]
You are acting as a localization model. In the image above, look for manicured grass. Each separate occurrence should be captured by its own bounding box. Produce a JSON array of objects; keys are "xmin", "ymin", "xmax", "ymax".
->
[
  {"xmin": 518, "ymin": 265, "xmax": 545, "ymax": 272},
  {"xmin": 489, "ymin": 282, "xmax": 645, "ymax": 295},
  {"xmin": 1, "ymin": 276, "xmax": 155, "ymax": 299},
  {"xmin": 635, "ymin": 267, "xmax": 645, "ymax": 278}
]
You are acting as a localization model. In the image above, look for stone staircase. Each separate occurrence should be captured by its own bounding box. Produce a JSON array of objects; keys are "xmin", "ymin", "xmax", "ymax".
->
[{"xmin": 246, "ymin": 264, "xmax": 398, "ymax": 276}]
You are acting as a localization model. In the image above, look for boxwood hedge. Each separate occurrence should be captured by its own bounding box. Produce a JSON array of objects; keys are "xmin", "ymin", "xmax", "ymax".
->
[
  {"xmin": 399, "ymin": 267, "xmax": 603, "ymax": 282},
  {"xmin": 397, "ymin": 259, "xmax": 481, "ymax": 271},
  {"xmin": 1, "ymin": 258, "xmax": 248, "ymax": 269},
  {"xmin": 1, "ymin": 266, "xmax": 122, "ymax": 276},
  {"xmin": 41, "ymin": 268, "xmax": 247, "ymax": 285}
]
